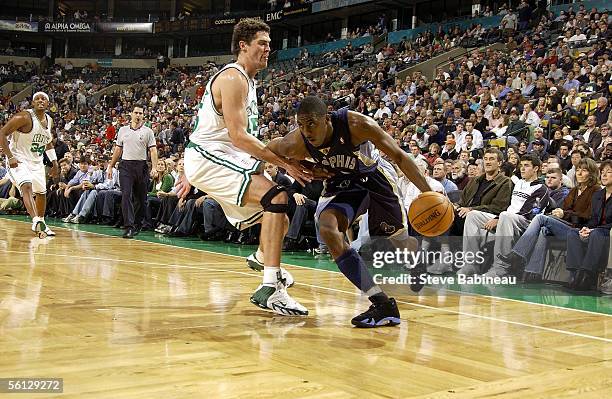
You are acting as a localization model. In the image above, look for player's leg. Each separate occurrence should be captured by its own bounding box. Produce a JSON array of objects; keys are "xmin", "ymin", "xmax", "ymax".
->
[
  {"xmin": 183, "ymin": 145, "xmax": 305, "ymax": 315},
  {"xmin": 247, "ymin": 214, "xmax": 288, "ymax": 271},
  {"xmin": 367, "ymin": 166, "xmax": 426, "ymax": 292},
  {"xmin": 245, "ymin": 214, "xmax": 295, "ymax": 287},
  {"xmin": 318, "ymin": 202, "xmax": 400, "ymax": 328},
  {"xmin": 16, "ymin": 183, "xmax": 37, "ymax": 219},
  {"xmin": 33, "ymin": 165, "xmax": 55, "ymax": 236},
  {"xmin": 6, "ymin": 162, "xmax": 46, "ymax": 236},
  {"xmin": 242, "ymin": 175, "xmax": 306, "ymax": 315}
]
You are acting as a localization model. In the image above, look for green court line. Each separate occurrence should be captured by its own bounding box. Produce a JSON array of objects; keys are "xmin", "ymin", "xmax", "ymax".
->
[{"xmin": 1, "ymin": 214, "xmax": 610, "ymax": 316}]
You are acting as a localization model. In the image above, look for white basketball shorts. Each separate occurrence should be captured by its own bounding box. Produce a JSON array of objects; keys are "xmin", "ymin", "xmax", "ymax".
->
[
  {"xmin": 184, "ymin": 142, "xmax": 264, "ymax": 230},
  {"xmin": 6, "ymin": 158, "xmax": 47, "ymax": 195}
]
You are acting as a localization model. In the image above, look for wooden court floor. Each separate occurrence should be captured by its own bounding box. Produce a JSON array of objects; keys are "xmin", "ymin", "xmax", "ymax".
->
[{"xmin": 0, "ymin": 218, "xmax": 611, "ymax": 398}]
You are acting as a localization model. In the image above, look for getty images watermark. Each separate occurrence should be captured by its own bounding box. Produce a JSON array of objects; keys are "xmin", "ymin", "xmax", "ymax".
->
[{"xmin": 370, "ymin": 248, "xmax": 518, "ymax": 286}]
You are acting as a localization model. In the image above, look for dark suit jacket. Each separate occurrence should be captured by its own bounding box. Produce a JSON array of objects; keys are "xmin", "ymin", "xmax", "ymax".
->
[{"xmin": 587, "ymin": 188, "xmax": 612, "ymax": 230}]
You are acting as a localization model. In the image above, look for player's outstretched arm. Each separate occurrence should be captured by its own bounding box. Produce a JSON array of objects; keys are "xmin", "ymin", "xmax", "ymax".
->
[
  {"xmin": 348, "ymin": 110, "xmax": 432, "ymax": 193},
  {"xmin": 265, "ymin": 128, "xmax": 308, "ymax": 160},
  {"xmin": 0, "ymin": 112, "xmax": 29, "ymax": 167},
  {"xmin": 219, "ymin": 70, "xmax": 311, "ymax": 185},
  {"xmin": 267, "ymin": 130, "xmax": 331, "ymax": 180}
]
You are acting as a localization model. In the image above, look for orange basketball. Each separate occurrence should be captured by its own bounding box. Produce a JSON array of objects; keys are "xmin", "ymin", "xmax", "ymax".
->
[{"xmin": 408, "ymin": 192, "xmax": 455, "ymax": 237}]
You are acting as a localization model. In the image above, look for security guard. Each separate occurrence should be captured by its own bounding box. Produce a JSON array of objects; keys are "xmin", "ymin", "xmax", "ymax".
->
[{"xmin": 108, "ymin": 105, "xmax": 158, "ymax": 238}]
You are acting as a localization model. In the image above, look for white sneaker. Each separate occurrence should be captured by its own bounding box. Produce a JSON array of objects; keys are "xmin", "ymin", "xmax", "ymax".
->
[
  {"xmin": 600, "ymin": 276, "xmax": 612, "ymax": 295},
  {"xmin": 32, "ymin": 218, "xmax": 47, "ymax": 238},
  {"xmin": 246, "ymin": 253, "xmax": 294, "ymax": 288},
  {"xmin": 62, "ymin": 214, "xmax": 75, "ymax": 223},
  {"xmin": 250, "ymin": 282, "xmax": 308, "ymax": 316},
  {"xmin": 44, "ymin": 226, "xmax": 56, "ymax": 237}
]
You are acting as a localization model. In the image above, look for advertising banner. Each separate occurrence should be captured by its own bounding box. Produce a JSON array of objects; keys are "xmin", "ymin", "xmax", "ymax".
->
[
  {"xmin": 312, "ymin": 0, "xmax": 372, "ymax": 13},
  {"xmin": 0, "ymin": 20, "xmax": 38, "ymax": 32},
  {"xmin": 96, "ymin": 22, "xmax": 154, "ymax": 33},
  {"xmin": 40, "ymin": 22, "xmax": 93, "ymax": 33}
]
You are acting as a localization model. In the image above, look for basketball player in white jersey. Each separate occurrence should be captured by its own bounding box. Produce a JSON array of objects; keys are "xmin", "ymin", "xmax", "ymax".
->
[
  {"xmin": 0, "ymin": 92, "xmax": 59, "ymax": 238},
  {"xmin": 179, "ymin": 18, "xmax": 314, "ymax": 316}
]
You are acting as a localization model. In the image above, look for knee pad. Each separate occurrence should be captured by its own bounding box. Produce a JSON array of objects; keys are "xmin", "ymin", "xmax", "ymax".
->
[{"xmin": 260, "ymin": 185, "xmax": 288, "ymax": 213}]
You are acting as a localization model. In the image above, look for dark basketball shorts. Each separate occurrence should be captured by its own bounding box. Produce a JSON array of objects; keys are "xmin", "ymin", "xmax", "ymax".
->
[{"xmin": 315, "ymin": 166, "xmax": 407, "ymax": 238}]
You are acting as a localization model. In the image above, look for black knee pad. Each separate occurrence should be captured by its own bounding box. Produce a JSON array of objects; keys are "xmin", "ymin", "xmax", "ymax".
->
[{"xmin": 260, "ymin": 185, "xmax": 288, "ymax": 213}]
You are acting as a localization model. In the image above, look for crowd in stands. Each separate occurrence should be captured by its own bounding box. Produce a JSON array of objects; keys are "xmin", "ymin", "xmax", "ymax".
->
[{"xmin": 1, "ymin": 2, "xmax": 611, "ymax": 294}]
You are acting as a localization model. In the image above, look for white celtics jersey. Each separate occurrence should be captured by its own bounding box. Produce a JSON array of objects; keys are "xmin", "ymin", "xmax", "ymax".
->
[
  {"xmin": 190, "ymin": 63, "xmax": 259, "ymax": 149},
  {"xmin": 9, "ymin": 109, "xmax": 52, "ymax": 164}
]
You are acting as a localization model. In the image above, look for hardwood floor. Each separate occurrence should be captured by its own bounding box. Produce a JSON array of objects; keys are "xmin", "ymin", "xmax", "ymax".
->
[{"xmin": 0, "ymin": 218, "xmax": 610, "ymax": 398}]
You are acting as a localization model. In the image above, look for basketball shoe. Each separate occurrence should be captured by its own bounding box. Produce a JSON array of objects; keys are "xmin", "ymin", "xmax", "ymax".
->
[
  {"xmin": 250, "ymin": 273, "xmax": 308, "ymax": 316},
  {"xmin": 246, "ymin": 253, "xmax": 294, "ymax": 287},
  {"xmin": 44, "ymin": 225, "xmax": 56, "ymax": 236},
  {"xmin": 351, "ymin": 298, "xmax": 401, "ymax": 328},
  {"xmin": 31, "ymin": 217, "xmax": 47, "ymax": 238}
]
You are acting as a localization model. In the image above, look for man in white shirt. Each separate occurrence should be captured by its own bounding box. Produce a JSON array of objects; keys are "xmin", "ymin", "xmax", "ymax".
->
[
  {"xmin": 456, "ymin": 121, "xmax": 483, "ymax": 151},
  {"xmin": 520, "ymin": 103, "xmax": 540, "ymax": 128},
  {"xmin": 398, "ymin": 159, "xmax": 444, "ymax": 211},
  {"xmin": 373, "ymin": 101, "xmax": 392, "ymax": 121}
]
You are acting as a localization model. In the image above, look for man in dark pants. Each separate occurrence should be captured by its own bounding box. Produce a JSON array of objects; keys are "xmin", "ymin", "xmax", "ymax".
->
[
  {"xmin": 284, "ymin": 179, "xmax": 323, "ymax": 250},
  {"xmin": 107, "ymin": 105, "xmax": 158, "ymax": 238}
]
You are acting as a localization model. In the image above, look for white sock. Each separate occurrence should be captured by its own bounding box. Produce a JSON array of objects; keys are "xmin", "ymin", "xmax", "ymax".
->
[
  {"xmin": 263, "ymin": 267, "xmax": 280, "ymax": 286},
  {"xmin": 32, "ymin": 216, "xmax": 41, "ymax": 223}
]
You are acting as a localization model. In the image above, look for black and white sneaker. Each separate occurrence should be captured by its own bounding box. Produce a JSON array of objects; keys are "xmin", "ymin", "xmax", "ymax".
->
[
  {"xmin": 250, "ymin": 281, "xmax": 308, "ymax": 316},
  {"xmin": 351, "ymin": 298, "xmax": 401, "ymax": 328}
]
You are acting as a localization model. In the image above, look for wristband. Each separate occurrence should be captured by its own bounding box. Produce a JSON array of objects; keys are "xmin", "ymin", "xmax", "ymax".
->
[{"xmin": 45, "ymin": 149, "xmax": 57, "ymax": 162}]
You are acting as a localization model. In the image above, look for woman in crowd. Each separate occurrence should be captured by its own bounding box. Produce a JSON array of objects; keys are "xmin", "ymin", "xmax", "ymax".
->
[
  {"xmin": 565, "ymin": 160, "xmax": 612, "ymax": 291},
  {"xmin": 155, "ymin": 158, "xmax": 185, "ymax": 233},
  {"xmin": 146, "ymin": 159, "xmax": 174, "ymax": 228}
]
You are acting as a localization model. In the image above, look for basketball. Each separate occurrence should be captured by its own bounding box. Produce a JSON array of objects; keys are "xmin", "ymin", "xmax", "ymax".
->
[{"xmin": 408, "ymin": 192, "xmax": 454, "ymax": 237}]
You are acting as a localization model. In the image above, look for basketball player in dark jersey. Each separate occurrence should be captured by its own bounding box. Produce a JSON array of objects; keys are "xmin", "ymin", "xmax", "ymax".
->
[{"xmin": 266, "ymin": 96, "xmax": 432, "ymax": 328}]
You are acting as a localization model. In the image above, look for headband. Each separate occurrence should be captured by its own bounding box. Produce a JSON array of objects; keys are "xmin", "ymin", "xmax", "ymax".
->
[{"xmin": 32, "ymin": 91, "xmax": 50, "ymax": 102}]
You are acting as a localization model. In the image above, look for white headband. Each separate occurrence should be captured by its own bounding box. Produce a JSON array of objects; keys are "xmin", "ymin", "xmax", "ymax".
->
[{"xmin": 32, "ymin": 91, "xmax": 50, "ymax": 102}]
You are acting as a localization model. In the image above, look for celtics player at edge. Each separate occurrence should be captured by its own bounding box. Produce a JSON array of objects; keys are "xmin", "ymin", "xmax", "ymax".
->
[
  {"xmin": 266, "ymin": 96, "xmax": 433, "ymax": 328},
  {"xmin": 178, "ymin": 18, "xmax": 316, "ymax": 316},
  {"xmin": 0, "ymin": 92, "xmax": 59, "ymax": 238}
]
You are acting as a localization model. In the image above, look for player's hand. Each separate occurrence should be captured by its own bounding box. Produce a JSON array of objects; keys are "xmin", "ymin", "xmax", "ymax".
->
[
  {"xmin": 175, "ymin": 174, "xmax": 192, "ymax": 199},
  {"xmin": 484, "ymin": 218, "xmax": 499, "ymax": 231},
  {"xmin": 8, "ymin": 157, "xmax": 19, "ymax": 168},
  {"xmin": 293, "ymin": 193, "xmax": 306, "ymax": 206},
  {"xmin": 281, "ymin": 158, "xmax": 312, "ymax": 187}
]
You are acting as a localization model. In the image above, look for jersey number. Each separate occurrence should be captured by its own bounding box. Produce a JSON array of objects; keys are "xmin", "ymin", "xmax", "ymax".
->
[
  {"xmin": 30, "ymin": 143, "xmax": 45, "ymax": 156},
  {"xmin": 247, "ymin": 116, "xmax": 258, "ymax": 136}
]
